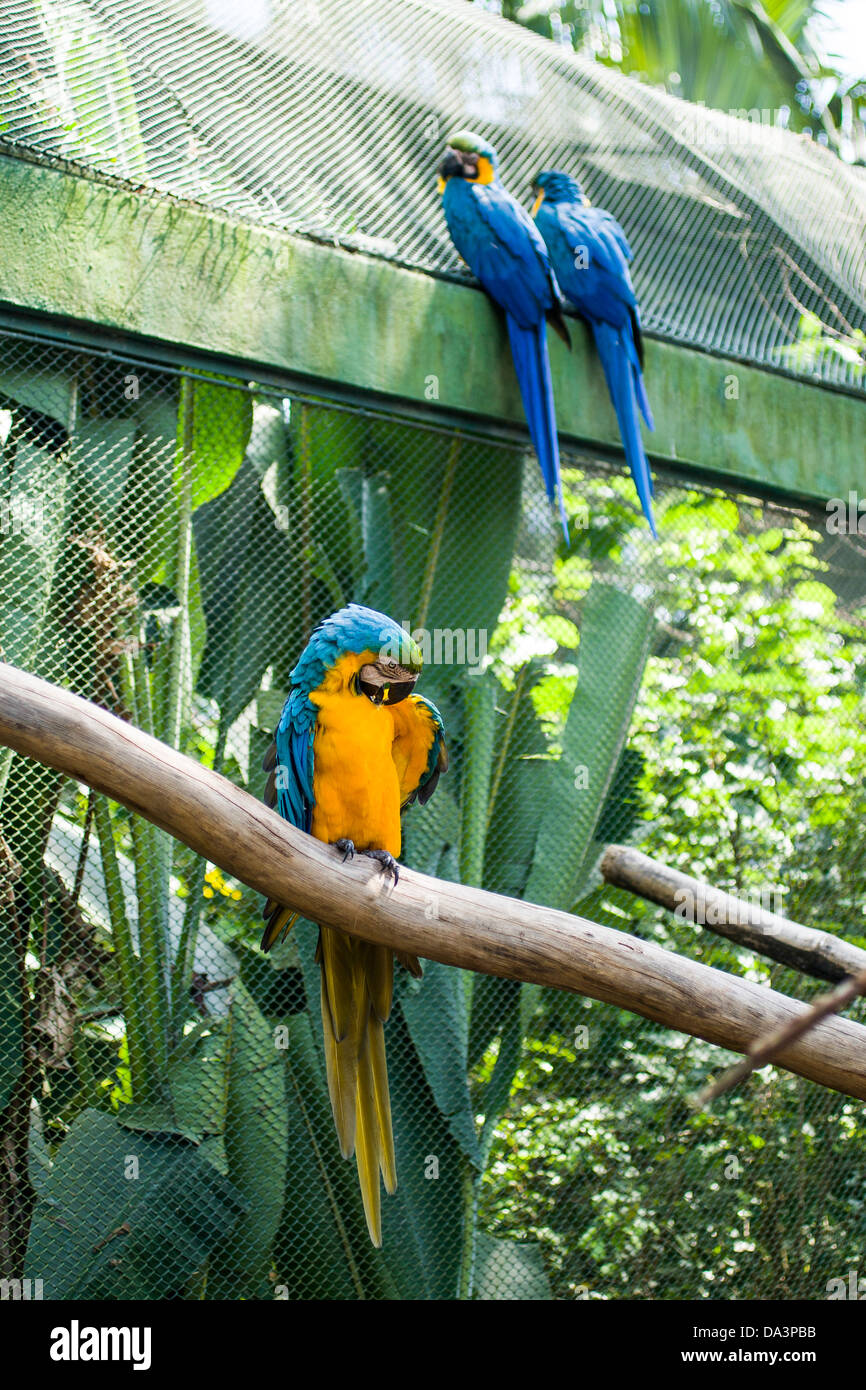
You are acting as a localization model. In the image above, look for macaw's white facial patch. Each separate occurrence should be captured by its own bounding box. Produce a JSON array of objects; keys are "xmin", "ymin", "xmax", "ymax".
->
[{"xmin": 357, "ymin": 663, "xmax": 418, "ymax": 706}]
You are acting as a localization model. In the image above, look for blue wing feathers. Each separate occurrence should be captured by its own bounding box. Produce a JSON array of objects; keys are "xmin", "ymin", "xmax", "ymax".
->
[
  {"xmin": 536, "ymin": 194, "xmax": 656, "ymax": 535},
  {"xmin": 442, "ymin": 178, "xmax": 567, "ymax": 535},
  {"xmin": 274, "ymin": 690, "xmax": 315, "ymax": 833},
  {"xmin": 443, "ymin": 179, "xmax": 558, "ymax": 328}
]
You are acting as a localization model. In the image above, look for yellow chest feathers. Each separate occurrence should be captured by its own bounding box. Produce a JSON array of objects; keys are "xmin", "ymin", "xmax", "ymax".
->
[{"xmin": 308, "ymin": 651, "xmax": 402, "ymax": 854}]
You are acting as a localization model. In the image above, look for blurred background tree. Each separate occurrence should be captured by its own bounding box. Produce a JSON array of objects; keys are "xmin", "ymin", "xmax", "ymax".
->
[
  {"xmin": 479, "ymin": 474, "xmax": 866, "ymax": 1299},
  {"xmin": 476, "ymin": 0, "xmax": 866, "ymax": 161}
]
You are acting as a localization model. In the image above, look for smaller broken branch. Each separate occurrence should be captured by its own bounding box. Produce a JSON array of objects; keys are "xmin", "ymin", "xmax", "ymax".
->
[
  {"xmin": 694, "ymin": 967, "xmax": 866, "ymax": 1108},
  {"xmin": 601, "ymin": 844, "xmax": 866, "ymax": 984}
]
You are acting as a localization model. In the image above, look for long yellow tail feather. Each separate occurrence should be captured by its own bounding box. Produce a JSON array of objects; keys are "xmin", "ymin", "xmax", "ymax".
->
[
  {"xmin": 368, "ymin": 1014, "xmax": 397, "ymax": 1194},
  {"xmin": 260, "ymin": 903, "xmax": 299, "ymax": 952},
  {"xmin": 320, "ymin": 968, "xmax": 359, "ymax": 1159},
  {"xmin": 355, "ymin": 1030, "xmax": 383, "ymax": 1246},
  {"xmin": 319, "ymin": 927, "xmax": 397, "ymax": 1243}
]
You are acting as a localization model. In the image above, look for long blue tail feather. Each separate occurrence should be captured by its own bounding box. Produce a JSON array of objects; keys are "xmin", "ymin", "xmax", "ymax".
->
[
  {"xmin": 634, "ymin": 369, "xmax": 654, "ymax": 433},
  {"xmin": 592, "ymin": 320, "xmax": 657, "ymax": 537},
  {"xmin": 506, "ymin": 315, "xmax": 568, "ymax": 542}
]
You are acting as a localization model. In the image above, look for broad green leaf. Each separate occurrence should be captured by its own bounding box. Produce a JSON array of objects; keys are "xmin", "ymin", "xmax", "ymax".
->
[
  {"xmin": 476, "ymin": 991, "xmax": 522, "ymax": 1170},
  {"xmin": 24, "ymin": 1109, "xmax": 245, "ymax": 1299},
  {"xmin": 289, "ymin": 403, "xmax": 367, "ymax": 620},
  {"xmin": 401, "ymin": 961, "xmax": 480, "ymax": 1167},
  {"xmin": 362, "ymin": 422, "xmax": 522, "ymax": 647},
  {"xmin": 1, "ymin": 755, "xmax": 66, "ymax": 942},
  {"xmin": 470, "ymin": 979, "xmax": 539, "ymax": 1171},
  {"xmin": 460, "ymin": 675, "xmax": 497, "ymax": 888},
  {"xmin": 119, "ymin": 1025, "xmax": 227, "ymax": 1143},
  {"xmin": 524, "ymin": 583, "xmax": 654, "ymax": 909},
  {"xmin": 121, "ymin": 419, "xmax": 179, "ymax": 585},
  {"xmin": 292, "ymin": 922, "xmax": 466, "ymax": 1298},
  {"xmin": 195, "ymin": 457, "xmax": 298, "ymax": 728},
  {"xmin": 0, "ymin": 434, "xmax": 68, "ymax": 670},
  {"xmin": 276, "ymin": 1014, "xmax": 396, "ymax": 1299},
  {"xmin": 206, "ymin": 981, "xmax": 288, "ymax": 1298},
  {"xmin": 359, "ymin": 474, "xmax": 395, "ymax": 614},
  {"xmin": 468, "ymin": 974, "xmax": 520, "ymax": 1073},
  {"xmin": 380, "ymin": 1002, "xmax": 466, "ymax": 1296},
  {"xmin": 482, "ymin": 663, "xmax": 550, "ymax": 900},
  {"xmin": 70, "ymin": 421, "xmax": 137, "ymax": 542},
  {"xmin": 182, "ymin": 378, "xmax": 253, "ymax": 512},
  {"xmin": 402, "ymin": 784, "xmax": 460, "ymax": 877},
  {"xmin": 0, "ymin": 362, "xmax": 73, "ymax": 424}
]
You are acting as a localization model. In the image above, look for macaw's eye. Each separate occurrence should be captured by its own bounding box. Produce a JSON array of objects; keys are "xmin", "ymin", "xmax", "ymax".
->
[{"xmin": 388, "ymin": 660, "xmax": 398, "ymax": 672}]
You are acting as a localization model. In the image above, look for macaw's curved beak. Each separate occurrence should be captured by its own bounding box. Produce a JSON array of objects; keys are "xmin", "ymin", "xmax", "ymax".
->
[
  {"xmin": 438, "ymin": 148, "xmax": 479, "ymax": 183},
  {"xmin": 438, "ymin": 149, "xmax": 464, "ymax": 180},
  {"xmin": 358, "ymin": 663, "xmax": 418, "ymax": 706}
]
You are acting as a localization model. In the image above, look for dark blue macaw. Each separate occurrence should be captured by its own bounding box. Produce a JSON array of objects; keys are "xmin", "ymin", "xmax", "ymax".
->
[
  {"xmin": 531, "ymin": 170, "xmax": 657, "ymax": 538},
  {"xmin": 438, "ymin": 131, "xmax": 572, "ymax": 539}
]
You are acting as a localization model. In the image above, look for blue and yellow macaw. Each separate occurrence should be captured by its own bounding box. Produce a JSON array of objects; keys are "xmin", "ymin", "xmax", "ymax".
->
[
  {"xmin": 437, "ymin": 130, "xmax": 572, "ymax": 539},
  {"xmin": 261, "ymin": 604, "xmax": 447, "ymax": 1246},
  {"xmin": 531, "ymin": 170, "xmax": 657, "ymax": 538}
]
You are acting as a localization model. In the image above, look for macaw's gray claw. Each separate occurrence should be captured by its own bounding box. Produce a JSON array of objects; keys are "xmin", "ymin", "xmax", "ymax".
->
[
  {"xmin": 334, "ymin": 838, "xmax": 355, "ymax": 862},
  {"xmin": 363, "ymin": 849, "xmax": 399, "ymax": 884}
]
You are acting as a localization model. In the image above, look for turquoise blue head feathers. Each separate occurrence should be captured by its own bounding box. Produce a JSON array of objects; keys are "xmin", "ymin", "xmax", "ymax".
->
[
  {"xmin": 291, "ymin": 604, "xmax": 423, "ymax": 706},
  {"xmin": 533, "ymin": 170, "xmax": 584, "ymax": 204}
]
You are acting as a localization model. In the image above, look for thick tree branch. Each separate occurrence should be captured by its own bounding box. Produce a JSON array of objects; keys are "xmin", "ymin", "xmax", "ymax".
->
[
  {"xmin": 2, "ymin": 662, "xmax": 866, "ymax": 1100},
  {"xmin": 601, "ymin": 843, "xmax": 866, "ymax": 983}
]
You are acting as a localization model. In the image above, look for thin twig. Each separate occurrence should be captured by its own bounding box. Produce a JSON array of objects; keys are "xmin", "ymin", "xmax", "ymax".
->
[
  {"xmin": 693, "ymin": 967, "xmax": 866, "ymax": 1109},
  {"xmin": 775, "ymin": 247, "xmax": 862, "ymax": 344}
]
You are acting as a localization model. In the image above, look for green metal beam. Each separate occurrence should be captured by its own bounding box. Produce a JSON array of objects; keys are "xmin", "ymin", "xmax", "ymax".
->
[{"xmin": 0, "ymin": 153, "xmax": 861, "ymax": 505}]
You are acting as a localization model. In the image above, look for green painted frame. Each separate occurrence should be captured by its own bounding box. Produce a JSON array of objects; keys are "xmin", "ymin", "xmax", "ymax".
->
[{"xmin": 0, "ymin": 153, "xmax": 861, "ymax": 506}]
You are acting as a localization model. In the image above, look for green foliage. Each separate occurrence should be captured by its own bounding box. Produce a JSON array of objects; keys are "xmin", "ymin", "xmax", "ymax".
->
[
  {"xmin": 24, "ymin": 1109, "xmax": 246, "ymax": 1298},
  {"xmin": 0, "ymin": 424, "xmax": 68, "ymax": 671},
  {"xmin": 27, "ymin": 0, "xmax": 149, "ymax": 178},
  {"xmin": 774, "ymin": 311, "xmax": 866, "ymax": 381},
  {"xmin": 480, "ymin": 480, "xmax": 866, "ymax": 1299},
  {"xmin": 183, "ymin": 378, "xmax": 254, "ymax": 512},
  {"xmin": 523, "ymin": 582, "xmax": 654, "ymax": 908},
  {"xmin": 205, "ymin": 981, "xmax": 289, "ymax": 1298},
  {"xmin": 0, "ymin": 884, "xmax": 22, "ymax": 1111},
  {"xmin": 485, "ymin": 0, "xmax": 863, "ymax": 156},
  {"xmin": 275, "ymin": 1014, "xmax": 396, "ymax": 1300},
  {"xmin": 4, "ymin": 345, "xmax": 864, "ymax": 1301}
]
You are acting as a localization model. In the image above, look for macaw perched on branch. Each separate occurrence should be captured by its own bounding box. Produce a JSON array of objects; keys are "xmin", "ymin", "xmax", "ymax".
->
[
  {"xmin": 531, "ymin": 170, "xmax": 657, "ymax": 538},
  {"xmin": 437, "ymin": 129, "xmax": 572, "ymax": 540},
  {"xmin": 261, "ymin": 604, "xmax": 447, "ymax": 1246}
]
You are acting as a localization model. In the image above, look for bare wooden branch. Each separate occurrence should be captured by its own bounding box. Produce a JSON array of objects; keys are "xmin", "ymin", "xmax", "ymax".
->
[
  {"xmin": 3, "ymin": 661, "xmax": 866, "ymax": 1101},
  {"xmin": 601, "ymin": 843, "xmax": 866, "ymax": 983}
]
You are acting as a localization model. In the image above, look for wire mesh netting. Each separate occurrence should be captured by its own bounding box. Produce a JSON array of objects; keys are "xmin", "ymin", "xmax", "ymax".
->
[
  {"xmin": 1, "ymin": 324, "xmax": 865, "ymax": 1299},
  {"xmin": 0, "ymin": 0, "xmax": 864, "ymax": 389}
]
